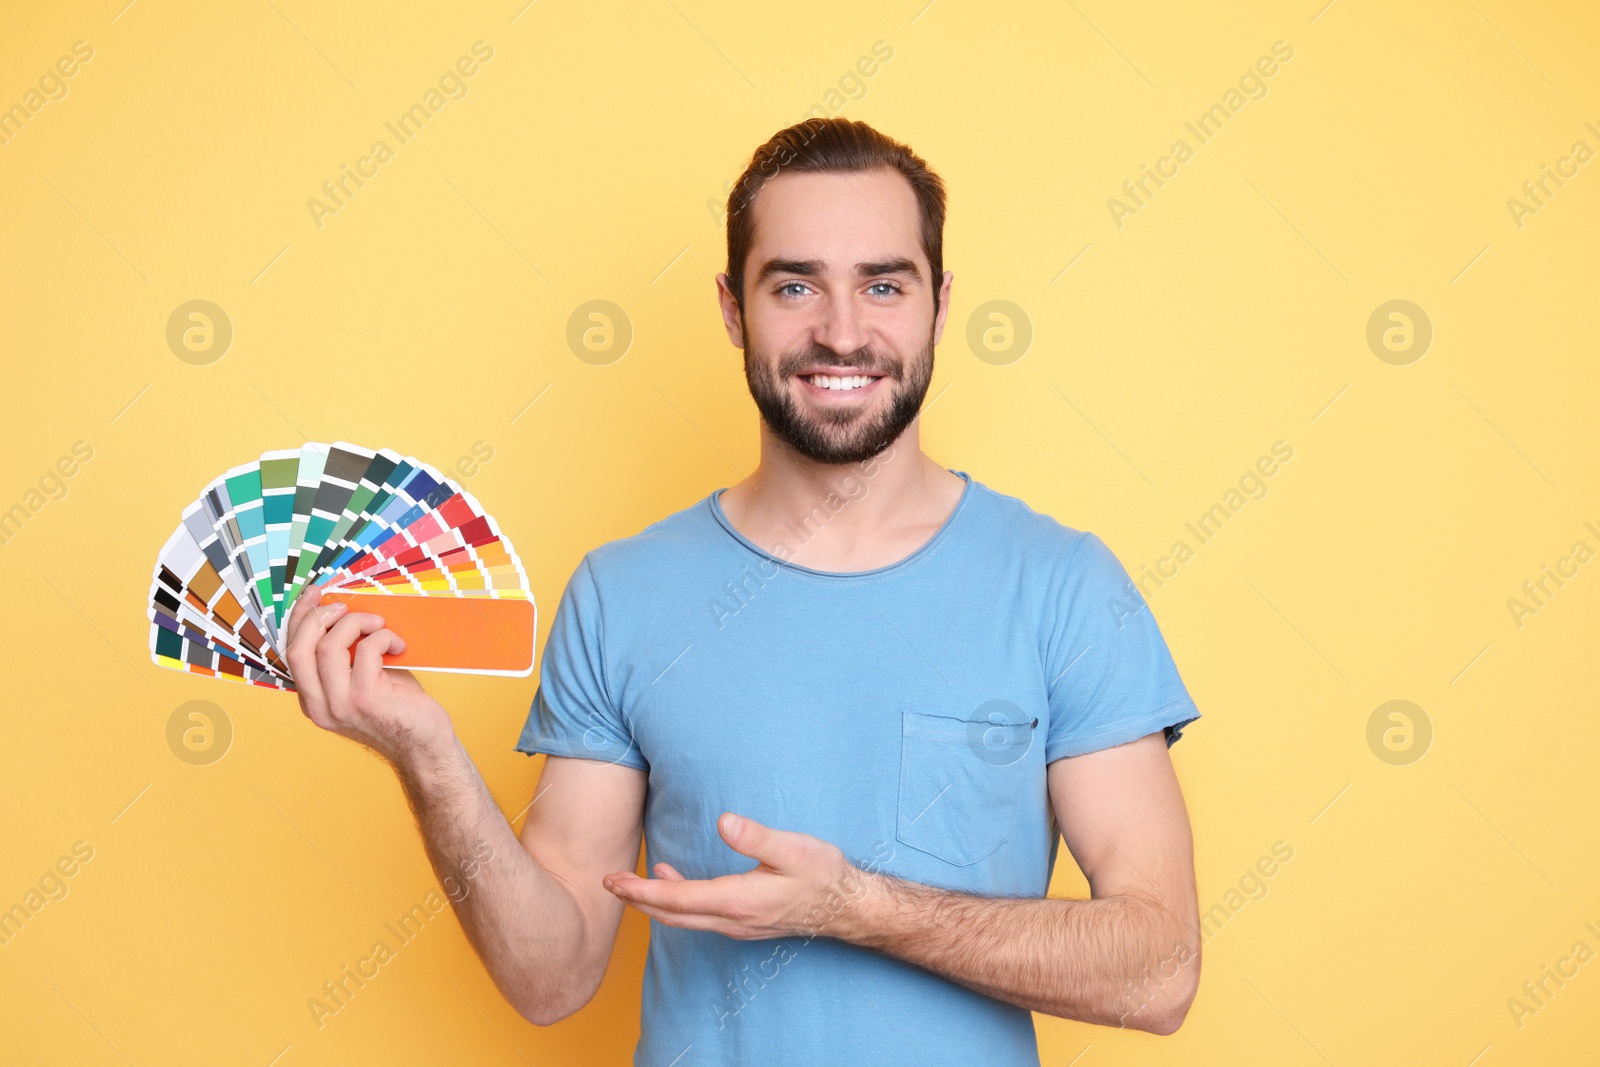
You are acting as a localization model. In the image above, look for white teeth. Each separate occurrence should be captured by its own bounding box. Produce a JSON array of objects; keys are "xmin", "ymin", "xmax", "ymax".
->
[{"xmin": 807, "ymin": 374, "xmax": 875, "ymax": 390}]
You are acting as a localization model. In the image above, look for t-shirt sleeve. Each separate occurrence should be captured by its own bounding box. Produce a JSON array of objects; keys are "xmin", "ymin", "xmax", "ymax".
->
[
  {"xmin": 513, "ymin": 554, "xmax": 648, "ymax": 770},
  {"xmin": 1043, "ymin": 532, "xmax": 1201, "ymax": 763}
]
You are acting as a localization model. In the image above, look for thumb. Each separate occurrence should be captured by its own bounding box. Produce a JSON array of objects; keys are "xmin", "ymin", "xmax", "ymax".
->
[
  {"xmin": 719, "ymin": 813, "xmax": 791, "ymax": 868},
  {"xmin": 351, "ymin": 626, "xmax": 407, "ymax": 689}
]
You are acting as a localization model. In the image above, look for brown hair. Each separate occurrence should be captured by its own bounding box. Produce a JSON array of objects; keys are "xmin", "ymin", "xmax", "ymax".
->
[{"xmin": 724, "ymin": 117, "xmax": 947, "ymax": 319}]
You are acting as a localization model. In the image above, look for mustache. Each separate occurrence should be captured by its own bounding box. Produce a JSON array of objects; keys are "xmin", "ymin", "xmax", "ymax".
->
[{"xmin": 778, "ymin": 348, "xmax": 900, "ymax": 377}]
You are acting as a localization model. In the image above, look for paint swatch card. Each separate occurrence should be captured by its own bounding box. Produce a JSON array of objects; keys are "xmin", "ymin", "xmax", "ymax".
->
[{"xmin": 147, "ymin": 442, "xmax": 536, "ymax": 690}]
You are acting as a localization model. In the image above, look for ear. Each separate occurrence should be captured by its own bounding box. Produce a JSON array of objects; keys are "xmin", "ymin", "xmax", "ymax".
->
[
  {"xmin": 715, "ymin": 273, "xmax": 745, "ymax": 349},
  {"xmin": 931, "ymin": 269, "xmax": 955, "ymax": 347}
]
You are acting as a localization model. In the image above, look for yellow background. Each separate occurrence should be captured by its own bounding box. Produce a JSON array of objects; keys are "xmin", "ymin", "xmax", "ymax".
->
[{"xmin": 2, "ymin": 0, "xmax": 1597, "ymax": 1063}]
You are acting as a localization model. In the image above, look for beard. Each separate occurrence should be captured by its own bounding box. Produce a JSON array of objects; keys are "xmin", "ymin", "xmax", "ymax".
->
[{"xmin": 742, "ymin": 327, "xmax": 935, "ymax": 465}]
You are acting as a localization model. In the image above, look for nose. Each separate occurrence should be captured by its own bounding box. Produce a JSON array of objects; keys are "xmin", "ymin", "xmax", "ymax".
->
[{"xmin": 812, "ymin": 292, "xmax": 867, "ymax": 359}]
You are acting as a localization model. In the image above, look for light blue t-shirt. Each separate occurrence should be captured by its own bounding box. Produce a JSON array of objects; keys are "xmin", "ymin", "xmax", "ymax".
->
[{"xmin": 515, "ymin": 470, "xmax": 1200, "ymax": 1066}]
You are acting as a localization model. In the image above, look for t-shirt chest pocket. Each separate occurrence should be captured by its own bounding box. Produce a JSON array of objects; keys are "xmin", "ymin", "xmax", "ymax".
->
[{"xmin": 896, "ymin": 702, "xmax": 1038, "ymax": 867}]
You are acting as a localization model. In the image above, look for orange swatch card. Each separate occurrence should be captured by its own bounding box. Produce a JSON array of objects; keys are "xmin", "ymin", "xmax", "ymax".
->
[{"xmin": 319, "ymin": 591, "xmax": 536, "ymax": 676}]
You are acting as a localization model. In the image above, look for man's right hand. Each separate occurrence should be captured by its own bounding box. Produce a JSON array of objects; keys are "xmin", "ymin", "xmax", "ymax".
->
[
  {"xmin": 279, "ymin": 578, "xmax": 650, "ymax": 1028},
  {"xmin": 283, "ymin": 582, "xmax": 456, "ymax": 768}
]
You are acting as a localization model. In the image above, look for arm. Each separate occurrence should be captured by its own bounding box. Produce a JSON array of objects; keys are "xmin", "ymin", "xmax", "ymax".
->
[
  {"xmin": 604, "ymin": 730, "xmax": 1200, "ymax": 1035},
  {"xmin": 285, "ymin": 589, "xmax": 648, "ymax": 1025},
  {"xmin": 835, "ymin": 731, "xmax": 1201, "ymax": 1033}
]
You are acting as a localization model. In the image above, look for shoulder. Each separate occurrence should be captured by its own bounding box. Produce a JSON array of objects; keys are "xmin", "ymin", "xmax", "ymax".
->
[
  {"xmin": 575, "ymin": 491, "xmax": 724, "ymax": 588},
  {"xmin": 960, "ymin": 477, "xmax": 1140, "ymax": 602},
  {"xmin": 962, "ymin": 476, "xmax": 1100, "ymax": 562}
]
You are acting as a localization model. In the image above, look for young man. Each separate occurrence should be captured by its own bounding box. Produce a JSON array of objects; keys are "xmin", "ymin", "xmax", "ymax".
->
[{"xmin": 287, "ymin": 117, "xmax": 1203, "ymax": 1065}]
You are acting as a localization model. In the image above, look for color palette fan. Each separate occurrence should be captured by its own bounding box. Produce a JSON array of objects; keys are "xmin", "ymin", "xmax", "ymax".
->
[{"xmin": 146, "ymin": 441, "xmax": 536, "ymax": 691}]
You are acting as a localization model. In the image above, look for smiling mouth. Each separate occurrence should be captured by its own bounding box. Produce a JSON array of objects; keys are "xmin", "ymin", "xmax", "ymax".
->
[{"xmin": 797, "ymin": 372, "xmax": 886, "ymax": 393}]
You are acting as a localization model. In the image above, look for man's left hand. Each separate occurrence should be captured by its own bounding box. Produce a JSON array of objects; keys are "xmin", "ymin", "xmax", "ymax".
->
[{"xmin": 601, "ymin": 813, "xmax": 865, "ymax": 941}]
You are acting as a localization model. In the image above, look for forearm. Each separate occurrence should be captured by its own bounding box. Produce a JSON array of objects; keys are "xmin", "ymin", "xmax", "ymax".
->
[
  {"xmin": 391, "ymin": 735, "xmax": 596, "ymax": 1023},
  {"xmin": 833, "ymin": 871, "xmax": 1199, "ymax": 1033}
]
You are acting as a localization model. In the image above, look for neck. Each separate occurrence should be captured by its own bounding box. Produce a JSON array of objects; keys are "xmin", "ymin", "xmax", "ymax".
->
[{"xmin": 719, "ymin": 421, "xmax": 966, "ymax": 572}]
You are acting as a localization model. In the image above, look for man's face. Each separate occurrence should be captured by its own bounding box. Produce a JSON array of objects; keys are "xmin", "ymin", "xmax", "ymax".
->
[{"xmin": 718, "ymin": 168, "xmax": 953, "ymax": 465}]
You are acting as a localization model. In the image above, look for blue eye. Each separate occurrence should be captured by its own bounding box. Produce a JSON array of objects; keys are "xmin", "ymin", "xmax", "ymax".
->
[
  {"xmin": 867, "ymin": 282, "xmax": 900, "ymax": 297},
  {"xmin": 777, "ymin": 282, "xmax": 810, "ymax": 297}
]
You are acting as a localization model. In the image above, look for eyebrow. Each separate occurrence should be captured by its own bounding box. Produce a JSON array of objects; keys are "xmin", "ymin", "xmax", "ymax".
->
[{"xmin": 753, "ymin": 256, "xmax": 924, "ymax": 287}]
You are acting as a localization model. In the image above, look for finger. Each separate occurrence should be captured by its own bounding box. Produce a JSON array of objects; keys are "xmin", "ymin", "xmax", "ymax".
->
[
  {"xmin": 604, "ymin": 870, "xmax": 748, "ymax": 916},
  {"xmin": 285, "ymin": 579, "xmax": 331, "ymax": 648},
  {"xmin": 623, "ymin": 900, "xmax": 728, "ymax": 933},
  {"xmin": 289, "ymin": 601, "xmax": 349, "ymax": 672},
  {"xmin": 315, "ymin": 612, "xmax": 387, "ymax": 716},
  {"xmin": 351, "ymin": 627, "xmax": 408, "ymax": 695},
  {"xmin": 285, "ymin": 599, "xmax": 350, "ymax": 723},
  {"xmin": 653, "ymin": 862, "xmax": 687, "ymax": 881},
  {"xmin": 718, "ymin": 813, "xmax": 799, "ymax": 870}
]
